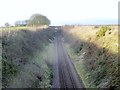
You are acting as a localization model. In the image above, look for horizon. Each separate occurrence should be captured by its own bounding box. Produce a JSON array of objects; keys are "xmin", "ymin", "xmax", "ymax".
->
[{"xmin": 0, "ymin": 0, "xmax": 119, "ymax": 26}]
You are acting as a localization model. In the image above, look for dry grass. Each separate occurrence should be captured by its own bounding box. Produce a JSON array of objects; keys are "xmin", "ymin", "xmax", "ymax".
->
[
  {"xmin": 63, "ymin": 25, "xmax": 119, "ymax": 88},
  {"xmin": 64, "ymin": 25, "xmax": 118, "ymax": 53}
]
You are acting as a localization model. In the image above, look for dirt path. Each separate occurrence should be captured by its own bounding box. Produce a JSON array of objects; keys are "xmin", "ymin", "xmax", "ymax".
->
[{"xmin": 52, "ymin": 29, "xmax": 85, "ymax": 89}]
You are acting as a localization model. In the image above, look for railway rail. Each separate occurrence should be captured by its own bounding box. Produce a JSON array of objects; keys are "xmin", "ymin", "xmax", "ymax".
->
[{"xmin": 55, "ymin": 30, "xmax": 85, "ymax": 89}]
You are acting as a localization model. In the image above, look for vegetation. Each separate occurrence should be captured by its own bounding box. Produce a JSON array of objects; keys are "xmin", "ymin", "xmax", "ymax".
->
[
  {"xmin": 5, "ymin": 23, "xmax": 10, "ymax": 27},
  {"xmin": 28, "ymin": 14, "xmax": 50, "ymax": 27},
  {"xmin": 15, "ymin": 20, "xmax": 28, "ymax": 26},
  {"xmin": 96, "ymin": 26, "xmax": 111, "ymax": 39},
  {"xmin": 1, "ymin": 13, "xmax": 52, "ymax": 88},
  {"xmin": 2, "ymin": 27, "xmax": 55, "ymax": 88},
  {"xmin": 63, "ymin": 25, "xmax": 119, "ymax": 88},
  {"xmin": 1, "ymin": 26, "xmax": 29, "ymax": 31}
]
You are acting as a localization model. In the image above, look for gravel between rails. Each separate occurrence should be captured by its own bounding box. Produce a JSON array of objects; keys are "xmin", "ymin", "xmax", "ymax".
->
[{"xmin": 52, "ymin": 29, "xmax": 85, "ymax": 89}]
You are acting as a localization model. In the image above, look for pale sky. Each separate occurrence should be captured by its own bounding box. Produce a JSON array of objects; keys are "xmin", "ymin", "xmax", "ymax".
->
[{"xmin": 0, "ymin": 0, "xmax": 119, "ymax": 26}]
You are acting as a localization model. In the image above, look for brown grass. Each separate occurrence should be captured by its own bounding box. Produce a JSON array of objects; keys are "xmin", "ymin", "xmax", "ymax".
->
[{"xmin": 63, "ymin": 25, "xmax": 119, "ymax": 88}]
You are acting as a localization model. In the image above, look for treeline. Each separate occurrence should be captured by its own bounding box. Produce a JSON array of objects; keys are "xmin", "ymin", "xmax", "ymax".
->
[{"xmin": 5, "ymin": 14, "xmax": 50, "ymax": 27}]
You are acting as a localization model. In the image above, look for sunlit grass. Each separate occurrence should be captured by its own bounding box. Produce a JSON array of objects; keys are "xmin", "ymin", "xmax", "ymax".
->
[
  {"xmin": 63, "ymin": 25, "xmax": 119, "ymax": 88},
  {"xmin": 66, "ymin": 25, "xmax": 118, "ymax": 54},
  {"xmin": 1, "ymin": 26, "xmax": 29, "ymax": 31}
]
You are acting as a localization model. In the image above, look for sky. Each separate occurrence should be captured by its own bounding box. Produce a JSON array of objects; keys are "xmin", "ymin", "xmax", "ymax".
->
[{"xmin": 0, "ymin": 0, "xmax": 119, "ymax": 26}]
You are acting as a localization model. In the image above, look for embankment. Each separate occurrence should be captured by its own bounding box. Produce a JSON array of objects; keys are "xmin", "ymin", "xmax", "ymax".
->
[
  {"xmin": 63, "ymin": 25, "xmax": 119, "ymax": 88},
  {"xmin": 2, "ymin": 27, "xmax": 55, "ymax": 88}
]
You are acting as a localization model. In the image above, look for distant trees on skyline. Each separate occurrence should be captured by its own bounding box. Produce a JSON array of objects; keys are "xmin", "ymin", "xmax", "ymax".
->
[
  {"xmin": 4, "ymin": 13, "xmax": 50, "ymax": 27},
  {"xmin": 28, "ymin": 14, "xmax": 50, "ymax": 27}
]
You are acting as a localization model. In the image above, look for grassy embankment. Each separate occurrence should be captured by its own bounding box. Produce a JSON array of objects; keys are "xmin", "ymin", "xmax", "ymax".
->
[
  {"xmin": 2, "ymin": 27, "xmax": 55, "ymax": 88},
  {"xmin": 63, "ymin": 25, "xmax": 119, "ymax": 88}
]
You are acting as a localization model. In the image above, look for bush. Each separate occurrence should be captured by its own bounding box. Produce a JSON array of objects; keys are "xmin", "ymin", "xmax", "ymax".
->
[
  {"xmin": 75, "ymin": 44, "xmax": 83, "ymax": 54},
  {"xmin": 96, "ymin": 26, "xmax": 109, "ymax": 39},
  {"xmin": 2, "ymin": 59, "xmax": 17, "ymax": 76},
  {"xmin": 2, "ymin": 28, "xmax": 55, "ymax": 87}
]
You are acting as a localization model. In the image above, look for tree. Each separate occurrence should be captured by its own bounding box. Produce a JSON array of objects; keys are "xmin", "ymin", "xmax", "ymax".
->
[
  {"xmin": 28, "ymin": 14, "xmax": 50, "ymax": 27},
  {"xmin": 15, "ymin": 21, "xmax": 19, "ymax": 26},
  {"xmin": 5, "ymin": 23, "xmax": 10, "ymax": 27},
  {"xmin": 15, "ymin": 20, "xmax": 28, "ymax": 26}
]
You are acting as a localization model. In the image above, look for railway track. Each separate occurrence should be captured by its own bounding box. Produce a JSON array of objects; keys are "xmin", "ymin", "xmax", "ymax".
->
[{"xmin": 56, "ymin": 31, "xmax": 85, "ymax": 89}]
